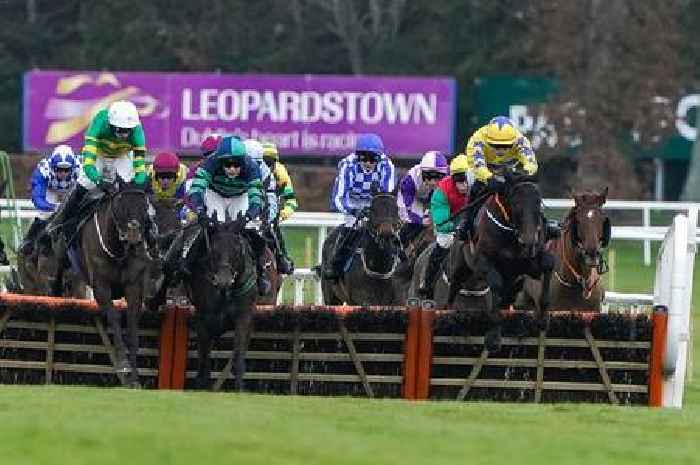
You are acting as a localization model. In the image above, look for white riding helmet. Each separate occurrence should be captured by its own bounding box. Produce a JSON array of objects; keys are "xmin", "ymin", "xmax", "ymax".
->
[
  {"xmin": 243, "ymin": 139, "xmax": 264, "ymax": 162},
  {"xmin": 107, "ymin": 100, "xmax": 140, "ymax": 129}
]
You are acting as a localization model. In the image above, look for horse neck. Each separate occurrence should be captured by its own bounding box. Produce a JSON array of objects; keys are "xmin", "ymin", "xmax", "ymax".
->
[
  {"xmin": 559, "ymin": 221, "xmax": 592, "ymax": 281},
  {"xmin": 97, "ymin": 197, "xmax": 122, "ymax": 253},
  {"xmin": 360, "ymin": 227, "xmax": 398, "ymax": 273}
]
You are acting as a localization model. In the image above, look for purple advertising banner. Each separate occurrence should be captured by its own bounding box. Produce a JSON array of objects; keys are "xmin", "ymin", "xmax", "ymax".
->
[{"xmin": 24, "ymin": 71, "xmax": 456, "ymax": 157}]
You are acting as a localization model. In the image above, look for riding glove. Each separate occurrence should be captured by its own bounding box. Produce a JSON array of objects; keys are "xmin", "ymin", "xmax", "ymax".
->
[
  {"xmin": 487, "ymin": 177, "xmax": 505, "ymax": 193},
  {"xmin": 246, "ymin": 205, "xmax": 262, "ymax": 222}
]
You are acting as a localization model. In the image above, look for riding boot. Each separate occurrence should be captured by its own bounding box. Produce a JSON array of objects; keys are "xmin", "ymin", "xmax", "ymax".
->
[
  {"xmin": 324, "ymin": 226, "xmax": 357, "ymax": 281},
  {"xmin": 20, "ymin": 218, "xmax": 47, "ymax": 256},
  {"xmin": 419, "ymin": 245, "xmax": 448, "ymax": 299},
  {"xmin": 256, "ymin": 256, "xmax": 272, "ymax": 296},
  {"xmin": 47, "ymin": 185, "xmax": 87, "ymax": 244},
  {"xmin": 271, "ymin": 225, "xmax": 294, "ymax": 275},
  {"xmin": 457, "ymin": 183, "xmax": 487, "ymax": 241}
]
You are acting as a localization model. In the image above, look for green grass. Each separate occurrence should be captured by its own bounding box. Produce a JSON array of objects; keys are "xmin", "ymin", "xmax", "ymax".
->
[{"xmin": 0, "ymin": 384, "xmax": 698, "ymax": 465}]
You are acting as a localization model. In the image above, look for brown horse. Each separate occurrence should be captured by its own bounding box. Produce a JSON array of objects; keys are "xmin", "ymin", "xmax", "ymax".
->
[
  {"xmin": 462, "ymin": 173, "xmax": 554, "ymax": 351},
  {"xmin": 520, "ymin": 188, "xmax": 609, "ymax": 312},
  {"xmin": 256, "ymin": 245, "xmax": 281, "ymax": 305},
  {"xmin": 17, "ymin": 232, "xmax": 87, "ymax": 298}
]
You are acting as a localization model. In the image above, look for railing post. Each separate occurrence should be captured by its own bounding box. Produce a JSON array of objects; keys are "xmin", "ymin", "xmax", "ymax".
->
[
  {"xmin": 643, "ymin": 207, "xmax": 651, "ymax": 266},
  {"xmin": 415, "ymin": 300, "xmax": 435, "ymax": 400},
  {"xmin": 649, "ymin": 305, "xmax": 668, "ymax": 407},
  {"xmin": 402, "ymin": 298, "xmax": 421, "ymax": 400}
]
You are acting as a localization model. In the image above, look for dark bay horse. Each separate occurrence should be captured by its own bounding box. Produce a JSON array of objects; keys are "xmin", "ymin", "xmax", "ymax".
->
[
  {"xmin": 75, "ymin": 182, "xmax": 152, "ymax": 387},
  {"xmin": 394, "ymin": 225, "xmax": 434, "ymax": 304},
  {"xmin": 184, "ymin": 214, "xmax": 257, "ymax": 391},
  {"xmin": 320, "ymin": 193, "xmax": 402, "ymax": 305},
  {"xmin": 463, "ymin": 174, "xmax": 554, "ymax": 351},
  {"xmin": 520, "ymin": 188, "xmax": 609, "ymax": 312}
]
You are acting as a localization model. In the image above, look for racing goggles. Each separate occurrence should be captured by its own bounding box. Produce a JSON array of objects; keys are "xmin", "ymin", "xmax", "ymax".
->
[
  {"xmin": 155, "ymin": 172, "xmax": 177, "ymax": 180},
  {"xmin": 222, "ymin": 158, "xmax": 243, "ymax": 168},
  {"xmin": 422, "ymin": 171, "xmax": 445, "ymax": 182},
  {"xmin": 451, "ymin": 172, "xmax": 468, "ymax": 183},
  {"xmin": 112, "ymin": 126, "xmax": 132, "ymax": 138},
  {"xmin": 489, "ymin": 142, "xmax": 514, "ymax": 150},
  {"xmin": 55, "ymin": 167, "xmax": 72, "ymax": 175},
  {"xmin": 357, "ymin": 151, "xmax": 379, "ymax": 163}
]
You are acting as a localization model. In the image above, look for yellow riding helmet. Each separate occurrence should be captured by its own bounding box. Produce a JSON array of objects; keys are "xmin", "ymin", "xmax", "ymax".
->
[
  {"xmin": 449, "ymin": 154, "xmax": 470, "ymax": 175},
  {"xmin": 485, "ymin": 116, "xmax": 518, "ymax": 146},
  {"xmin": 262, "ymin": 142, "xmax": 279, "ymax": 161}
]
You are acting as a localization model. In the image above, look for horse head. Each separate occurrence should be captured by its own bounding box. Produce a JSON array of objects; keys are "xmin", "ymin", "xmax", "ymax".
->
[
  {"xmin": 569, "ymin": 187, "xmax": 609, "ymax": 269},
  {"xmin": 503, "ymin": 173, "xmax": 543, "ymax": 258},
  {"xmin": 110, "ymin": 180, "xmax": 149, "ymax": 249},
  {"xmin": 204, "ymin": 211, "xmax": 248, "ymax": 289},
  {"xmin": 367, "ymin": 187, "xmax": 400, "ymax": 241}
]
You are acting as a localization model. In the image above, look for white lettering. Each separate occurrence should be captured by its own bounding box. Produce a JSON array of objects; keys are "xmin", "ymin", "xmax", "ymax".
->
[
  {"xmin": 239, "ymin": 90, "xmax": 261, "ymax": 121},
  {"xmin": 300, "ymin": 91, "xmax": 322, "ymax": 123},
  {"xmin": 182, "ymin": 89, "xmax": 198, "ymax": 120},
  {"xmin": 217, "ymin": 90, "xmax": 239, "ymax": 121},
  {"xmin": 676, "ymin": 94, "xmax": 700, "ymax": 141},
  {"xmin": 257, "ymin": 91, "xmax": 279, "ymax": 122},
  {"xmin": 412, "ymin": 94, "xmax": 437, "ymax": 124},
  {"xmin": 343, "ymin": 92, "xmax": 361, "ymax": 123},
  {"xmin": 360, "ymin": 92, "xmax": 383, "ymax": 124},
  {"xmin": 322, "ymin": 91, "xmax": 343, "ymax": 123}
]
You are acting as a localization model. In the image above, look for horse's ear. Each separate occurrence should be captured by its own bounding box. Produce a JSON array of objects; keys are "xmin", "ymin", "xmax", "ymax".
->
[
  {"xmin": 212, "ymin": 210, "xmax": 220, "ymax": 225},
  {"xmin": 598, "ymin": 186, "xmax": 608, "ymax": 205},
  {"xmin": 224, "ymin": 208, "xmax": 232, "ymax": 224},
  {"xmin": 572, "ymin": 191, "xmax": 583, "ymax": 206}
]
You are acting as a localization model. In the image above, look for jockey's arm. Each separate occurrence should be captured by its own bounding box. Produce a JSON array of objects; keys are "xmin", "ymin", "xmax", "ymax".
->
[
  {"xmin": 380, "ymin": 158, "xmax": 397, "ymax": 192},
  {"xmin": 331, "ymin": 160, "xmax": 354, "ymax": 214},
  {"xmin": 398, "ymin": 174, "xmax": 421, "ymax": 224},
  {"xmin": 130, "ymin": 126, "xmax": 147, "ymax": 185},
  {"xmin": 30, "ymin": 167, "xmax": 55, "ymax": 212},
  {"xmin": 187, "ymin": 163, "xmax": 213, "ymax": 213},
  {"xmin": 275, "ymin": 163, "xmax": 298, "ymax": 221},
  {"xmin": 430, "ymin": 186, "xmax": 453, "ymax": 234},
  {"xmin": 515, "ymin": 135, "xmax": 538, "ymax": 175},
  {"xmin": 466, "ymin": 133, "xmax": 492, "ymax": 183}
]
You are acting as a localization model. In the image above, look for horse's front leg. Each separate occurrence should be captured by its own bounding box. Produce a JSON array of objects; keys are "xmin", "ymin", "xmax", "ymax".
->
[
  {"xmin": 94, "ymin": 284, "xmax": 130, "ymax": 377},
  {"xmin": 536, "ymin": 252, "xmax": 555, "ymax": 331},
  {"xmin": 232, "ymin": 308, "xmax": 253, "ymax": 392},
  {"xmin": 474, "ymin": 255, "xmax": 504, "ymax": 352},
  {"xmin": 124, "ymin": 274, "xmax": 146, "ymax": 388},
  {"xmin": 196, "ymin": 318, "xmax": 213, "ymax": 390}
]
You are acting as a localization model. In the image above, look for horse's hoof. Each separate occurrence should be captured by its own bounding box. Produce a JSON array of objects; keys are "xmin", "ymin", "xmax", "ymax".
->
[
  {"xmin": 484, "ymin": 327, "xmax": 502, "ymax": 352},
  {"xmin": 115, "ymin": 360, "xmax": 132, "ymax": 374}
]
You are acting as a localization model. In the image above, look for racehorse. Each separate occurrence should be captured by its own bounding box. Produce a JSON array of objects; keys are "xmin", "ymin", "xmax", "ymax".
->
[
  {"xmin": 73, "ymin": 181, "xmax": 153, "ymax": 387},
  {"xmin": 319, "ymin": 192, "xmax": 402, "ymax": 305},
  {"xmin": 394, "ymin": 225, "xmax": 435, "ymax": 304},
  {"xmin": 17, "ymin": 231, "xmax": 87, "ymax": 297},
  {"xmin": 519, "ymin": 188, "xmax": 609, "ymax": 312},
  {"xmin": 184, "ymin": 213, "xmax": 257, "ymax": 391},
  {"xmin": 462, "ymin": 173, "xmax": 554, "ymax": 351}
]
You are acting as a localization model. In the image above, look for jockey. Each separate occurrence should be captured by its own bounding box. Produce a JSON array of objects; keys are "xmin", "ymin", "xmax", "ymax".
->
[
  {"xmin": 46, "ymin": 100, "xmax": 148, "ymax": 242},
  {"xmin": 186, "ymin": 135, "xmax": 270, "ymax": 295},
  {"xmin": 262, "ymin": 142, "xmax": 297, "ymax": 274},
  {"xmin": 397, "ymin": 150, "xmax": 449, "ymax": 247},
  {"xmin": 147, "ymin": 151, "xmax": 188, "ymax": 202},
  {"xmin": 21, "ymin": 145, "xmax": 80, "ymax": 255},
  {"xmin": 324, "ymin": 133, "xmax": 396, "ymax": 280},
  {"xmin": 456, "ymin": 116, "xmax": 559, "ymax": 241},
  {"xmin": 418, "ymin": 155, "xmax": 473, "ymax": 299}
]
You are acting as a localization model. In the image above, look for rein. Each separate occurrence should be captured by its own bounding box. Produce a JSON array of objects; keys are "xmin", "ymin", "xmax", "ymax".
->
[
  {"xmin": 95, "ymin": 189, "xmax": 149, "ymax": 262},
  {"xmin": 556, "ymin": 218, "xmax": 602, "ymax": 299}
]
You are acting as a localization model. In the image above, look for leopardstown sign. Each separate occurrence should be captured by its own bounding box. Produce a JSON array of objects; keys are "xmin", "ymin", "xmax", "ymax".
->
[{"xmin": 23, "ymin": 71, "xmax": 456, "ymax": 157}]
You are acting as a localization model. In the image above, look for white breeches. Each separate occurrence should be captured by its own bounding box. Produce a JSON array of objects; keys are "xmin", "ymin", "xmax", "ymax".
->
[
  {"xmin": 204, "ymin": 190, "xmax": 249, "ymax": 222},
  {"xmin": 78, "ymin": 153, "xmax": 134, "ymax": 190}
]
